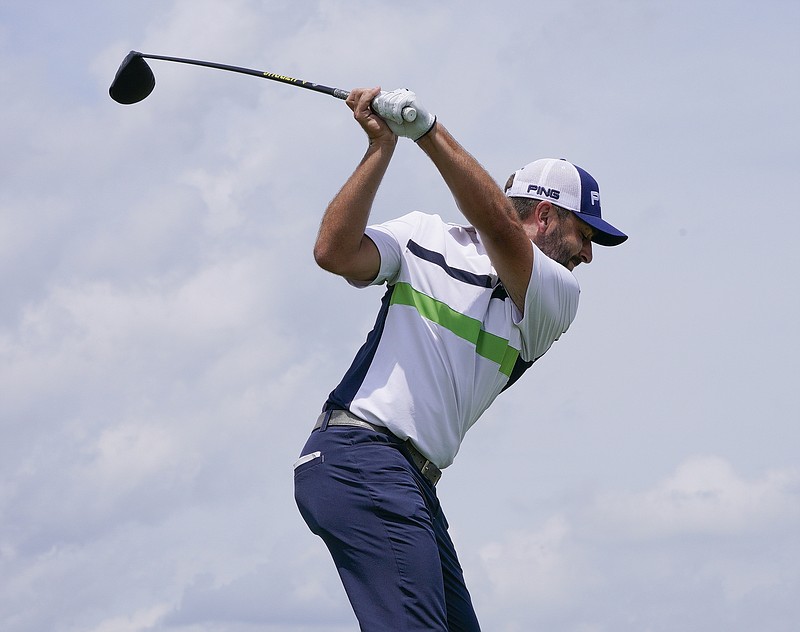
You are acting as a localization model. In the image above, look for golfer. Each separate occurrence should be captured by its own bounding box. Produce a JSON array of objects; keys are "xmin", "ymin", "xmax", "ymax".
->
[{"xmin": 294, "ymin": 87, "xmax": 627, "ymax": 631}]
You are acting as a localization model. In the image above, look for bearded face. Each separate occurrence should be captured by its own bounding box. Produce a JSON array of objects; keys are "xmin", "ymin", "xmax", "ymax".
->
[{"xmin": 534, "ymin": 210, "xmax": 594, "ymax": 271}]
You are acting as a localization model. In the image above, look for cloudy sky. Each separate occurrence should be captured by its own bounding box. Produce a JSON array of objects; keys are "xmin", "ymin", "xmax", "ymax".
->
[{"xmin": 1, "ymin": 1, "xmax": 799, "ymax": 630}]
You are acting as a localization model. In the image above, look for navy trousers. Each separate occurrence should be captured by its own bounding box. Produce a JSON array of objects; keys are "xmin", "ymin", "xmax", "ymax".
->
[{"xmin": 294, "ymin": 424, "xmax": 481, "ymax": 632}]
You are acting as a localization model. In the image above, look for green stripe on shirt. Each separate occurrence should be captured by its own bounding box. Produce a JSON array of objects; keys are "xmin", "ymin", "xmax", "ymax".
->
[{"xmin": 390, "ymin": 282, "xmax": 520, "ymax": 376}]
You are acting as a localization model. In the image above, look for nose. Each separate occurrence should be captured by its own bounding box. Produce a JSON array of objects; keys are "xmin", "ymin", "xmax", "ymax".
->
[{"xmin": 580, "ymin": 238, "xmax": 593, "ymax": 264}]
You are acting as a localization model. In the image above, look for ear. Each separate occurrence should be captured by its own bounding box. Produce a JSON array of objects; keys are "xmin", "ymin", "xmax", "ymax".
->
[{"xmin": 531, "ymin": 200, "xmax": 555, "ymax": 234}]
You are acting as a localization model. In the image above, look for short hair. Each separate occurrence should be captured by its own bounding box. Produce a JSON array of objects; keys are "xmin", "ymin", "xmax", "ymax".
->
[{"xmin": 504, "ymin": 172, "xmax": 570, "ymax": 221}]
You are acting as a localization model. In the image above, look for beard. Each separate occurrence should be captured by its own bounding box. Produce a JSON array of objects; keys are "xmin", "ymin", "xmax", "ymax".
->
[{"xmin": 536, "ymin": 222, "xmax": 577, "ymax": 269}]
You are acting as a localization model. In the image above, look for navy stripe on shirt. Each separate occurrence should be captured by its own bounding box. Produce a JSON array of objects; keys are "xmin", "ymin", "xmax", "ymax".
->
[
  {"xmin": 407, "ymin": 240, "xmax": 494, "ymax": 288},
  {"xmin": 325, "ymin": 285, "xmax": 395, "ymax": 411},
  {"xmin": 501, "ymin": 356, "xmax": 534, "ymax": 392}
]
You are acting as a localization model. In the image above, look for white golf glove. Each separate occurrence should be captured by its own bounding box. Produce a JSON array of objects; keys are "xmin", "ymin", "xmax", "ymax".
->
[{"xmin": 371, "ymin": 89, "xmax": 436, "ymax": 141}]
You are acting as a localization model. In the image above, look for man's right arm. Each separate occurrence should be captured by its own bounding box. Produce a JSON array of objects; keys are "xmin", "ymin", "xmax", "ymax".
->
[{"xmin": 313, "ymin": 87, "xmax": 397, "ymax": 284}]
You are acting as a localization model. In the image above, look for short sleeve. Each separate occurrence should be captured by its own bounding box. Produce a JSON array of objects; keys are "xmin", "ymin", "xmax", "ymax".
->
[
  {"xmin": 515, "ymin": 242, "xmax": 581, "ymax": 361},
  {"xmin": 346, "ymin": 213, "xmax": 425, "ymax": 288}
]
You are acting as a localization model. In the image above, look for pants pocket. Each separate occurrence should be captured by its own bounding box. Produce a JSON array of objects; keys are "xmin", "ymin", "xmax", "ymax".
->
[{"xmin": 293, "ymin": 450, "xmax": 324, "ymax": 475}]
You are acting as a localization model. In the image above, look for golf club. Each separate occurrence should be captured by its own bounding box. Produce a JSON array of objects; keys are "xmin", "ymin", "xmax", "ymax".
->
[{"xmin": 109, "ymin": 51, "xmax": 417, "ymax": 121}]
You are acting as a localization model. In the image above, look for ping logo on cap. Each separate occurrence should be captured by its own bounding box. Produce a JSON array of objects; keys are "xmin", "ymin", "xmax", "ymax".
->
[
  {"xmin": 527, "ymin": 184, "xmax": 560, "ymax": 201},
  {"xmin": 591, "ymin": 191, "xmax": 600, "ymax": 205}
]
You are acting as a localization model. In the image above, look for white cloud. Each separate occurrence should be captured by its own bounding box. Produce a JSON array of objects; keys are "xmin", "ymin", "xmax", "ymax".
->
[
  {"xmin": 164, "ymin": 546, "xmax": 353, "ymax": 628},
  {"xmin": 80, "ymin": 423, "xmax": 183, "ymax": 492},
  {"xmin": 592, "ymin": 455, "xmax": 800, "ymax": 539},
  {"xmin": 2, "ymin": 1, "xmax": 800, "ymax": 631},
  {"xmin": 468, "ymin": 456, "xmax": 800, "ymax": 631},
  {"xmin": 0, "ymin": 253, "xmax": 280, "ymax": 420},
  {"xmin": 87, "ymin": 605, "xmax": 171, "ymax": 632},
  {"xmin": 479, "ymin": 515, "xmax": 575, "ymax": 607}
]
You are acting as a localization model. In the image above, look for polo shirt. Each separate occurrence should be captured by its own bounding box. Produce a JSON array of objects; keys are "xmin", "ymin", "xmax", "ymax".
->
[{"xmin": 324, "ymin": 212, "xmax": 579, "ymax": 468}]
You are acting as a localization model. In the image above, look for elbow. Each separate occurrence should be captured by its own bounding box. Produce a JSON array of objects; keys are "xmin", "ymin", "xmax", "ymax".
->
[
  {"xmin": 313, "ymin": 239, "xmax": 350, "ymax": 275},
  {"xmin": 313, "ymin": 241, "xmax": 336, "ymax": 273},
  {"xmin": 313, "ymin": 233, "xmax": 378, "ymax": 282}
]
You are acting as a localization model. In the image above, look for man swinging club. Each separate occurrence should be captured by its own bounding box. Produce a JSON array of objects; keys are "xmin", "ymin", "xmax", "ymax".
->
[{"xmin": 294, "ymin": 86, "xmax": 627, "ymax": 631}]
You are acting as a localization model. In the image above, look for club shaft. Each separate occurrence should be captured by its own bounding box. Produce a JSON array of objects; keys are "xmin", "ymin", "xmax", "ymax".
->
[
  {"xmin": 125, "ymin": 52, "xmax": 416, "ymax": 122},
  {"xmin": 137, "ymin": 52, "xmax": 350, "ymax": 100}
]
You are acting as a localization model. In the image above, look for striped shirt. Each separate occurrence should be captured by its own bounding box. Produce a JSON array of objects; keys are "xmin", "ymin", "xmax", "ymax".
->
[{"xmin": 324, "ymin": 212, "xmax": 579, "ymax": 468}]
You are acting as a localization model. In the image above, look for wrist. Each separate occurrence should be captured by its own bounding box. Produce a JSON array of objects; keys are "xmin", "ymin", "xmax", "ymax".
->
[
  {"xmin": 416, "ymin": 120, "xmax": 448, "ymax": 156},
  {"xmin": 368, "ymin": 135, "xmax": 398, "ymax": 150},
  {"xmin": 414, "ymin": 118, "xmax": 438, "ymax": 145}
]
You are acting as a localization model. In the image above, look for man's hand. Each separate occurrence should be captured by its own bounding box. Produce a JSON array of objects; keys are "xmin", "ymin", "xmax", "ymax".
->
[
  {"xmin": 372, "ymin": 89, "xmax": 436, "ymax": 141},
  {"xmin": 346, "ymin": 87, "xmax": 397, "ymax": 146}
]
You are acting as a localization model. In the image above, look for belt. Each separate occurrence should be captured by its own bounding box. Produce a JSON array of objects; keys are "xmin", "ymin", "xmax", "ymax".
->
[{"xmin": 313, "ymin": 410, "xmax": 442, "ymax": 486}]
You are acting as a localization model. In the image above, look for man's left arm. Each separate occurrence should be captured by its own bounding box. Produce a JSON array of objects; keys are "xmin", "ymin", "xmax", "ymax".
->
[
  {"xmin": 417, "ymin": 123, "xmax": 533, "ymax": 314},
  {"xmin": 370, "ymin": 89, "xmax": 534, "ymax": 312}
]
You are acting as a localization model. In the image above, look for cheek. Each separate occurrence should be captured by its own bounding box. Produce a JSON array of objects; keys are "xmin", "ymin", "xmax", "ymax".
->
[{"xmin": 559, "ymin": 220, "xmax": 582, "ymax": 250}]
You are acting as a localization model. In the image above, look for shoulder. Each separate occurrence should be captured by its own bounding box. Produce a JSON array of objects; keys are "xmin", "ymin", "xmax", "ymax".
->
[
  {"xmin": 370, "ymin": 211, "xmax": 463, "ymax": 245},
  {"xmin": 525, "ymin": 241, "xmax": 580, "ymax": 326},
  {"xmin": 531, "ymin": 242, "xmax": 580, "ymax": 291},
  {"xmin": 513, "ymin": 244, "xmax": 580, "ymax": 360}
]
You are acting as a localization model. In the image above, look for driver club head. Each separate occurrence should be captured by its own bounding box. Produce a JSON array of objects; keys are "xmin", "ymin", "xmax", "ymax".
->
[{"xmin": 109, "ymin": 51, "xmax": 155, "ymax": 105}]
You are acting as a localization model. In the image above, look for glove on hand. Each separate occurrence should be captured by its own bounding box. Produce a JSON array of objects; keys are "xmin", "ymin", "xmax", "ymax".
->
[{"xmin": 371, "ymin": 89, "xmax": 436, "ymax": 141}]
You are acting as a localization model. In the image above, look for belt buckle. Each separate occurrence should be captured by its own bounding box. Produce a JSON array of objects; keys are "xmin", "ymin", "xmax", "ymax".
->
[{"xmin": 419, "ymin": 460, "xmax": 441, "ymax": 486}]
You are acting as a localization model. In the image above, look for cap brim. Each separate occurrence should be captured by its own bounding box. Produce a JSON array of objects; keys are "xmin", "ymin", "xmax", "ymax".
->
[{"xmin": 574, "ymin": 212, "xmax": 628, "ymax": 247}]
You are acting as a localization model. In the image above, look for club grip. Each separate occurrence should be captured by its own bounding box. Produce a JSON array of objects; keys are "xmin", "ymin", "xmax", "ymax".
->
[{"xmin": 401, "ymin": 107, "xmax": 417, "ymax": 122}]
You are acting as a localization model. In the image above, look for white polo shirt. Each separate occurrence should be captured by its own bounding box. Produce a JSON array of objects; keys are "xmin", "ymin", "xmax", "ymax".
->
[{"xmin": 325, "ymin": 212, "xmax": 579, "ymax": 468}]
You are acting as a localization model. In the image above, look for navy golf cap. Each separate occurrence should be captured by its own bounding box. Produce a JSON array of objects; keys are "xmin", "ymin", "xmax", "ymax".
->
[{"xmin": 506, "ymin": 158, "xmax": 628, "ymax": 246}]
